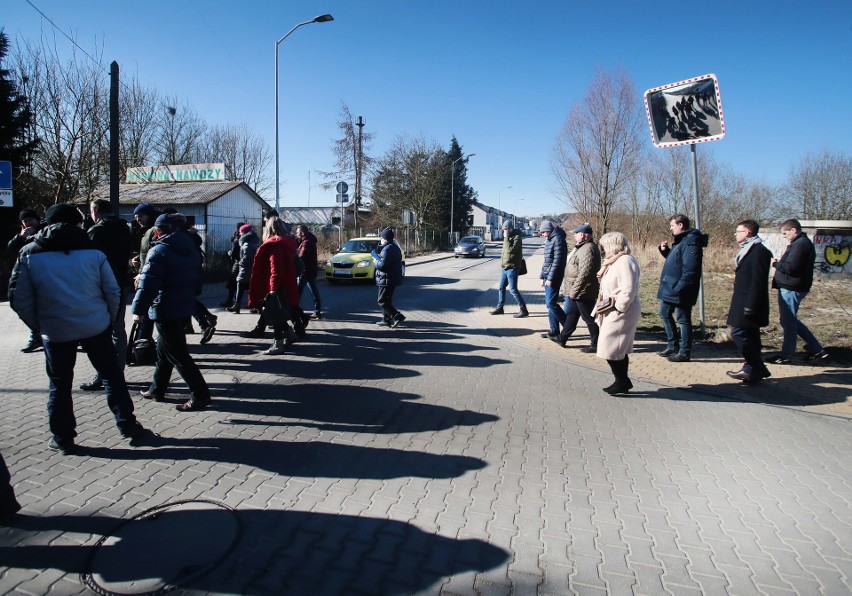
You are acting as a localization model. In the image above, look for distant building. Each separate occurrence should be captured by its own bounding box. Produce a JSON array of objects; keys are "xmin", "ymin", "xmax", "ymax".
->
[
  {"xmin": 470, "ymin": 201, "xmax": 528, "ymax": 240},
  {"xmin": 90, "ymin": 180, "xmax": 267, "ymax": 256}
]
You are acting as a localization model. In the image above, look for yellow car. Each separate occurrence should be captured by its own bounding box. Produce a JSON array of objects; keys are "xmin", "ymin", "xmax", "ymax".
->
[{"xmin": 324, "ymin": 236, "xmax": 406, "ymax": 283}]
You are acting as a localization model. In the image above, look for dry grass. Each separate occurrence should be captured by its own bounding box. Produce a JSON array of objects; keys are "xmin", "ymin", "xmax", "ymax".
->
[{"xmin": 634, "ymin": 245, "xmax": 852, "ymax": 362}]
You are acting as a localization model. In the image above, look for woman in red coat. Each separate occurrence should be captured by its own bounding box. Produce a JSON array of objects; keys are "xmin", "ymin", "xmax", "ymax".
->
[{"xmin": 248, "ymin": 217, "xmax": 300, "ymax": 354}]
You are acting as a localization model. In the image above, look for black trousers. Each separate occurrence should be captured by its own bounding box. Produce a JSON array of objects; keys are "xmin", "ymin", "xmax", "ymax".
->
[
  {"xmin": 150, "ymin": 319, "xmax": 210, "ymax": 402},
  {"xmin": 559, "ymin": 297, "xmax": 600, "ymax": 347},
  {"xmin": 377, "ymin": 285, "xmax": 400, "ymax": 321},
  {"xmin": 730, "ymin": 326, "xmax": 768, "ymax": 375}
]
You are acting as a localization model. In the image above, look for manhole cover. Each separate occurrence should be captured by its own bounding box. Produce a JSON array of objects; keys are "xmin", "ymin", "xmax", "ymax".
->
[{"xmin": 82, "ymin": 500, "xmax": 240, "ymax": 595}]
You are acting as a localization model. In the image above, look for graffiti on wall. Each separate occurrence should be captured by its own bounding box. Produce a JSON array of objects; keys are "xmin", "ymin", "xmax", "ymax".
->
[{"xmin": 762, "ymin": 232, "xmax": 851, "ymax": 276}]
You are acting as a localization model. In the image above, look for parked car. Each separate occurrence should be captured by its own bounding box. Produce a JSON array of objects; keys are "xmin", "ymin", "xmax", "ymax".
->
[
  {"xmin": 454, "ymin": 235, "xmax": 486, "ymax": 258},
  {"xmin": 325, "ymin": 236, "xmax": 406, "ymax": 283}
]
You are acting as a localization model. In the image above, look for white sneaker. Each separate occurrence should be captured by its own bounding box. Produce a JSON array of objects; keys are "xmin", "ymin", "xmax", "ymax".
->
[{"xmin": 265, "ymin": 339, "xmax": 286, "ymax": 355}]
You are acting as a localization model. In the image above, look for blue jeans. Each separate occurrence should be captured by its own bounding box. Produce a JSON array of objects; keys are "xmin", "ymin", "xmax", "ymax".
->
[
  {"xmin": 778, "ymin": 288, "xmax": 822, "ymax": 358},
  {"xmin": 545, "ymin": 283, "xmax": 566, "ymax": 334},
  {"xmin": 298, "ymin": 275, "xmax": 322, "ymax": 313},
  {"xmin": 43, "ymin": 326, "xmax": 139, "ymax": 441},
  {"xmin": 659, "ymin": 301, "xmax": 693, "ymax": 356},
  {"xmin": 497, "ymin": 268, "xmax": 526, "ymax": 309}
]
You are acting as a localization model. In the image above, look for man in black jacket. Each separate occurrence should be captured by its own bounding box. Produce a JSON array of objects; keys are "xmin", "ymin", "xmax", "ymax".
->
[
  {"xmin": 657, "ymin": 214, "xmax": 705, "ymax": 362},
  {"xmin": 726, "ymin": 219, "xmax": 773, "ymax": 384},
  {"xmin": 538, "ymin": 220, "xmax": 567, "ymax": 339},
  {"xmin": 80, "ymin": 199, "xmax": 132, "ymax": 391},
  {"xmin": 766, "ymin": 219, "xmax": 827, "ymax": 363},
  {"xmin": 8, "ymin": 209, "xmax": 44, "ymax": 352}
]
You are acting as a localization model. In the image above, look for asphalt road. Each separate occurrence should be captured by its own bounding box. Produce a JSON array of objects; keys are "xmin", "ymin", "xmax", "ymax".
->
[{"xmin": 1, "ymin": 240, "xmax": 850, "ymax": 594}]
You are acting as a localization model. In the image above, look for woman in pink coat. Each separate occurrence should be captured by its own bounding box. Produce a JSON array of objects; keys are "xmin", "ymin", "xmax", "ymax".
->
[{"xmin": 592, "ymin": 232, "xmax": 641, "ymax": 394}]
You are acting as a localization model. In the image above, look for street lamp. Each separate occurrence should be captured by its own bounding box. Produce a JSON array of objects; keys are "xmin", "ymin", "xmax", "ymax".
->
[
  {"xmin": 274, "ymin": 14, "xmax": 334, "ymax": 212},
  {"xmin": 450, "ymin": 153, "xmax": 475, "ymax": 243}
]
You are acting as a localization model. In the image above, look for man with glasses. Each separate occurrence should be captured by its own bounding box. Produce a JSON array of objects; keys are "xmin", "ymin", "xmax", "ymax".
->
[{"xmin": 726, "ymin": 220, "xmax": 773, "ymax": 384}]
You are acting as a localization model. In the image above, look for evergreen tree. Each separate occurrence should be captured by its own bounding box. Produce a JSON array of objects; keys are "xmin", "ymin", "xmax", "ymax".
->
[
  {"xmin": 445, "ymin": 136, "xmax": 477, "ymax": 235},
  {"xmin": 0, "ymin": 30, "xmax": 40, "ymax": 256}
]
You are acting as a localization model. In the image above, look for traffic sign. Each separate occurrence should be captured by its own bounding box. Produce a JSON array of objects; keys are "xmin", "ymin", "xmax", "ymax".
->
[
  {"xmin": 336, "ymin": 181, "xmax": 348, "ymax": 194},
  {"xmin": 644, "ymin": 74, "xmax": 725, "ymax": 148},
  {"xmin": 0, "ymin": 161, "xmax": 12, "ymax": 189},
  {"xmin": 336, "ymin": 193, "xmax": 349, "ymax": 203},
  {"xmin": 0, "ymin": 189, "xmax": 14, "ymax": 207}
]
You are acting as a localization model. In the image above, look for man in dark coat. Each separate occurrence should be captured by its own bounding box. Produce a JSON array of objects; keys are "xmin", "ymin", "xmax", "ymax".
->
[
  {"xmin": 131, "ymin": 213, "xmax": 210, "ymax": 412},
  {"xmin": 766, "ymin": 219, "xmax": 827, "ymax": 363},
  {"xmin": 7, "ymin": 209, "xmax": 43, "ymax": 352},
  {"xmin": 554, "ymin": 224, "xmax": 600, "ymax": 352},
  {"xmin": 296, "ymin": 224, "xmax": 322, "ymax": 319},
  {"xmin": 9, "ymin": 203, "xmax": 148, "ymax": 453},
  {"xmin": 372, "ymin": 228, "xmax": 405, "ymax": 328},
  {"xmin": 80, "ymin": 199, "xmax": 132, "ymax": 391},
  {"xmin": 538, "ymin": 220, "xmax": 567, "ymax": 339},
  {"xmin": 657, "ymin": 214, "xmax": 706, "ymax": 362},
  {"xmin": 726, "ymin": 219, "xmax": 773, "ymax": 384}
]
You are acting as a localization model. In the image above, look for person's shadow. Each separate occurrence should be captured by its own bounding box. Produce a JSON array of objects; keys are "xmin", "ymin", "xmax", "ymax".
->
[{"xmin": 2, "ymin": 507, "xmax": 510, "ymax": 594}]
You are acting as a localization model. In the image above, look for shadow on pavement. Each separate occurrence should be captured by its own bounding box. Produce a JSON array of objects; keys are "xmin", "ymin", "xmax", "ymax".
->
[
  {"xmin": 1, "ymin": 508, "xmax": 510, "ymax": 594},
  {"xmin": 78, "ymin": 435, "xmax": 487, "ymax": 480},
  {"xmin": 627, "ymin": 368, "xmax": 852, "ymax": 408}
]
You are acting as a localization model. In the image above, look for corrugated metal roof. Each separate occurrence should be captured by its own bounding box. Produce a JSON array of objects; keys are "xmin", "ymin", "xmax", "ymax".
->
[
  {"xmin": 91, "ymin": 181, "xmax": 255, "ymax": 205},
  {"xmin": 282, "ymin": 207, "xmax": 339, "ymax": 225}
]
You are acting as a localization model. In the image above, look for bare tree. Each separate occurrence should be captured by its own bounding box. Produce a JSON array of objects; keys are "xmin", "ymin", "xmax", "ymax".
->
[
  {"xmin": 552, "ymin": 68, "xmax": 644, "ymax": 234},
  {"xmin": 15, "ymin": 35, "xmax": 110, "ymax": 205},
  {"xmin": 120, "ymin": 79, "xmax": 159, "ymax": 173},
  {"xmin": 198, "ymin": 123, "xmax": 272, "ymax": 195},
  {"xmin": 782, "ymin": 149, "xmax": 851, "ymax": 220},
  {"xmin": 155, "ymin": 96, "xmax": 205, "ymax": 165}
]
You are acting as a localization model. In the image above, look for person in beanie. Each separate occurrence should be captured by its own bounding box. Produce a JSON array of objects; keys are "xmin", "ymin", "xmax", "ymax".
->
[
  {"xmin": 725, "ymin": 220, "xmax": 773, "ymax": 384},
  {"xmin": 229, "ymin": 223, "xmax": 260, "ymax": 314},
  {"xmin": 131, "ymin": 213, "xmax": 211, "ymax": 411},
  {"xmin": 538, "ymin": 220, "xmax": 567, "ymax": 339},
  {"xmin": 554, "ymin": 223, "xmax": 601, "ymax": 352},
  {"xmin": 657, "ymin": 214, "xmax": 706, "ymax": 362},
  {"xmin": 766, "ymin": 218, "xmax": 828, "ymax": 363},
  {"xmin": 372, "ymin": 227, "xmax": 405, "ymax": 327},
  {"xmin": 9, "ymin": 203, "xmax": 149, "ymax": 453},
  {"xmin": 7, "ymin": 208, "xmax": 44, "ymax": 352},
  {"xmin": 491, "ymin": 220, "xmax": 528, "ymax": 317}
]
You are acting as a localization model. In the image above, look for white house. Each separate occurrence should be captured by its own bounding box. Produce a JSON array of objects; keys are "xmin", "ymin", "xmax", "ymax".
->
[{"xmin": 91, "ymin": 180, "xmax": 267, "ymax": 256}]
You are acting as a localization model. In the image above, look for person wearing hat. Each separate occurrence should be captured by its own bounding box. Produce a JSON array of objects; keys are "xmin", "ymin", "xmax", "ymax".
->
[
  {"xmin": 131, "ymin": 213, "xmax": 211, "ymax": 411},
  {"xmin": 9, "ymin": 203, "xmax": 149, "ymax": 453},
  {"xmin": 538, "ymin": 220, "xmax": 567, "ymax": 339},
  {"xmin": 491, "ymin": 220, "xmax": 528, "ymax": 317},
  {"xmin": 553, "ymin": 224, "xmax": 601, "ymax": 352},
  {"xmin": 7, "ymin": 208, "xmax": 44, "ymax": 352},
  {"xmin": 657, "ymin": 214, "xmax": 706, "ymax": 362},
  {"xmin": 371, "ymin": 227, "xmax": 406, "ymax": 327},
  {"xmin": 229, "ymin": 223, "xmax": 260, "ymax": 314}
]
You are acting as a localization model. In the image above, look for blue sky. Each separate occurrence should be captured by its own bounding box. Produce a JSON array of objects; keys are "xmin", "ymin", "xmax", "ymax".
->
[{"xmin": 4, "ymin": 0, "xmax": 851, "ymax": 217}]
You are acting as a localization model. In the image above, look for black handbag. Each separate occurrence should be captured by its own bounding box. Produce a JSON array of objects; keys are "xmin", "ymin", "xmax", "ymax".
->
[
  {"xmin": 261, "ymin": 290, "xmax": 291, "ymax": 326},
  {"xmin": 126, "ymin": 320, "xmax": 156, "ymax": 366},
  {"xmin": 518, "ymin": 258, "xmax": 528, "ymax": 276}
]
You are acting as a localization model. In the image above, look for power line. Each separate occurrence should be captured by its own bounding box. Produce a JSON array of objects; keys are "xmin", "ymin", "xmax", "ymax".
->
[{"xmin": 24, "ymin": 0, "xmax": 109, "ymax": 76}]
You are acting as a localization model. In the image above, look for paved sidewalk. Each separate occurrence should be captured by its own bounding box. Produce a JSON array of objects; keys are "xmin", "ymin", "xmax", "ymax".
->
[{"xmin": 477, "ymin": 250, "xmax": 852, "ymax": 418}]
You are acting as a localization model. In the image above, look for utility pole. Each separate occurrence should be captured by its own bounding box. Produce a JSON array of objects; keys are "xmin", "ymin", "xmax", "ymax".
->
[{"xmin": 355, "ymin": 116, "xmax": 364, "ymax": 230}]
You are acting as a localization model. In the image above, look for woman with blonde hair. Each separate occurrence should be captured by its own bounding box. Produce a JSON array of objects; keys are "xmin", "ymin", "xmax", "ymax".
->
[
  {"xmin": 246, "ymin": 216, "xmax": 300, "ymax": 355},
  {"xmin": 592, "ymin": 232, "xmax": 641, "ymax": 394}
]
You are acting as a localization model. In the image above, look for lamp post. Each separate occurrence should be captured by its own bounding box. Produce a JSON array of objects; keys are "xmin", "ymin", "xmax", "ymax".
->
[
  {"xmin": 274, "ymin": 14, "xmax": 334, "ymax": 212},
  {"xmin": 450, "ymin": 153, "xmax": 475, "ymax": 244}
]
